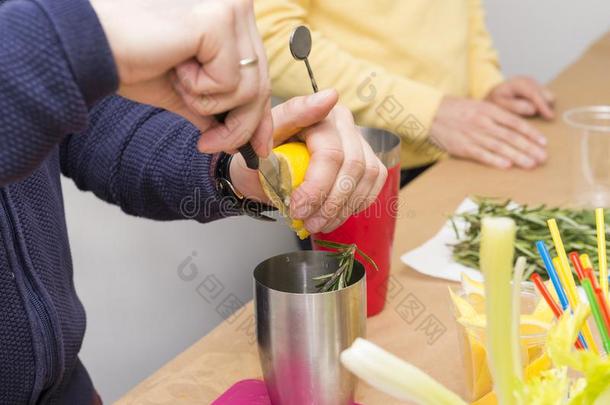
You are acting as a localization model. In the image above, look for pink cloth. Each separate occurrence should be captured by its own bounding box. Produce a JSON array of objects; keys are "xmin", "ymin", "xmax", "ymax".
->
[{"xmin": 212, "ymin": 380, "xmax": 362, "ymax": 405}]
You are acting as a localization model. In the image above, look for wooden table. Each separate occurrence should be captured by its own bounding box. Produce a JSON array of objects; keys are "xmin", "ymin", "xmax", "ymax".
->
[{"xmin": 117, "ymin": 33, "xmax": 610, "ymax": 405}]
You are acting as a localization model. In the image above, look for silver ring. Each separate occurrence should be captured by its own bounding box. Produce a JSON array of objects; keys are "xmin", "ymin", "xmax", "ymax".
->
[{"xmin": 239, "ymin": 57, "xmax": 259, "ymax": 68}]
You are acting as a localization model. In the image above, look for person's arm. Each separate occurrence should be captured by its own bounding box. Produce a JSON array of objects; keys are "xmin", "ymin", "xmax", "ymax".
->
[
  {"xmin": 466, "ymin": 0, "xmax": 505, "ymax": 99},
  {"xmin": 60, "ymin": 96, "xmax": 233, "ymax": 223},
  {"xmin": 254, "ymin": 0, "xmax": 443, "ymax": 144},
  {"xmin": 0, "ymin": 0, "xmax": 117, "ymax": 186}
]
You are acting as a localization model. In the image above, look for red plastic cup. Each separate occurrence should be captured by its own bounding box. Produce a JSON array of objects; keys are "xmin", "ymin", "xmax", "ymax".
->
[{"xmin": 313, "ymin": 129, "xmax": 401, "ymax": 317}]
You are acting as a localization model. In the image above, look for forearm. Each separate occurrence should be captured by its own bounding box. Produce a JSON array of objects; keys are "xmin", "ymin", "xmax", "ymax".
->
[
  {"xmin": 61, "ymin": 96, "xmax": 234, "ymax": 223},
  {"xmin": 0, "ymin": 0, "xmax": 117, "ymax": 185}
]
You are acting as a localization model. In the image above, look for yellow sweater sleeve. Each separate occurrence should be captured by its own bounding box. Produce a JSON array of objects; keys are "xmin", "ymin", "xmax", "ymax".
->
[
  {"xmin": 255, "ymin": 0, "xmax": 444, "ymax": 145},
  {"xmin": 467, "ymin": 0, "xmax": 505, "ymax": 99}
]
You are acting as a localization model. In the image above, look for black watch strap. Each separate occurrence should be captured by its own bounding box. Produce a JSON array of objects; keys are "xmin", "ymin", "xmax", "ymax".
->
[{"xmin": 215, "ymin": 153, "xmax": 277, "ymax": 222}]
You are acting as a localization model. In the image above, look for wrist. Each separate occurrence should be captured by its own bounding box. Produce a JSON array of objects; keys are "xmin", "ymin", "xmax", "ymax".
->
[
  {"xmin": 229, "ymin": 155, "xmax": 270, "ymax": 203},
  {"xmin": 214, "ymin": 153, "xmax": 275, "ymax": 221}
]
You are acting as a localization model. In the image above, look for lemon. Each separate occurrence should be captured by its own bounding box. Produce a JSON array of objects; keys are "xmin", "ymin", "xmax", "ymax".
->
[
  {"xmin": 519, "ymin": 315, "xmax": 551, "ymax": 335},
  {"xmin": 259, "ymin": 142, "xmax": 310, "ymax": 239},
  {"xmin": 461, "ymin": 273, "xmax": 485, "ymax": 296},
  {"xmin": 471, "ymin": 391, "xmax": 497, "ymax": 405},
  {"xmin": 449, "ymin": 288, "xmax": 479, "ymax": 318}
]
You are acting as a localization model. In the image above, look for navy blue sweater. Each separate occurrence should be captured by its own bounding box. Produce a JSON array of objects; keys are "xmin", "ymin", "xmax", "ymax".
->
[{"xmin": 0, "ymin": 0, "xmax": 233, "ymax": 403}]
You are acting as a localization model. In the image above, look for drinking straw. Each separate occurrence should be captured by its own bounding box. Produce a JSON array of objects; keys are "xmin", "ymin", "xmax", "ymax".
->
[
  {"xmin": 553, "ymin": 256, "xmax": 596, "ymax": 352},
  {"xmin": 581, "ymin": 276, "xmax": 610, "ymax": 354},
  {"xmin": 536, "ymin": 241, "xmax": 587, "ymax": 349},
  {"xmin": 569, "ymin": 252, "xmax": 586, "ymax": 280},
  {"xmin": 531, "ymin": 273, "xmax": 584, "ymax": 350},
  {"xmin": 535, "ymin": 241, "xmax": 569, "ymax": 310},
  {"xmin": 596, "ymin": 208, "xmax": 608, "ymax": 299},
  {"xmin": 547, "ymin": 219, "xmax": 580, "ymax": 308},
  {"xmin": 583, "ymin": 268, "xmax": 610, "ymax": 327},
  {"xmin": 548, "ymin": 219, "xmax": 600, "ymax": 353},
  {"xmin": 581, "ymin": 254, "xmax": 594, "ymax": 271}
]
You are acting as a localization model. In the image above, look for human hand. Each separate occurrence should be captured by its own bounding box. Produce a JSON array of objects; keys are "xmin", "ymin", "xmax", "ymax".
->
[
  {"xmin": 429, "ymin": 96, "xmax": 547, "ymax": 169},
  {"xmin": 486, "ymin": 76, "xmax": 555, "ymax": 120},
  {"xmin": 90, "ymin": 0, "xmax": 272, "ymax": 156},
  {"xmin": 230, "ymin": 89, "xmax": 388, "ymax": 234}
]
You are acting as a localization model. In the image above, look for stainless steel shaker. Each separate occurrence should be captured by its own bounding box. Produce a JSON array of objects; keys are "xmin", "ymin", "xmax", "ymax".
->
[{"xmin": 254, "ymin": 251, "xmax": 366, "ymax": 405}]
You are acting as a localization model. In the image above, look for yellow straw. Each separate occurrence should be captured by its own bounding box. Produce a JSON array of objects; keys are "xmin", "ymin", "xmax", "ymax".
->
[
  {"xmin": 581, "ymin": 254, "xmax": 593, "ymax": 270},
  {"xmin": 548, "ymin": 217, "xmax": 599, "ymax": 354},
  {"xmin": 553, "ymin": 257, "xmax": 598, "ymax": 353},
  {"xmin": 596, "ymin": 208, "xmax": 608, "ymax": 298}
]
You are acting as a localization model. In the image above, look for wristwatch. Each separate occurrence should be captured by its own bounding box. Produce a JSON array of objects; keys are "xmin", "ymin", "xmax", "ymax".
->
[{"xmin": 215, "ymin": 153, "xmax": 277, "ymax": 222}]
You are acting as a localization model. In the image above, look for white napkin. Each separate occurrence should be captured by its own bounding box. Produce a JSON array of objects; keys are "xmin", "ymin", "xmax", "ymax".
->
[{"xmin": 400, "ymin": 198, "xmax": 483, "ymax": 282}]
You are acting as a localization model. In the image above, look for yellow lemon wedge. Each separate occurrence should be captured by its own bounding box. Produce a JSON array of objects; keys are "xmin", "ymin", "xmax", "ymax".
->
[
  {"xmin": 449, "ymin": 288, "xmax": 479, "ymax": 318},
  {"xmin": 519, "ymin": 316, "xmax": 552, "ymax": 335},
  {"xmin": 461, "ymin": 273, "xmax": 485, "ymax": 296},
  {"xmin": 471, "ymin": 391, "xmax": 497, "ymax": 405},
  {"xmin": 260, "ymin": 142, "xmax": 310, "ymax": 239}
]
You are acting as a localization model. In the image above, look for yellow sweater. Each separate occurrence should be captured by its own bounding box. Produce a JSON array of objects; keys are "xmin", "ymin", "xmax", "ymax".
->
[{"xmin": 255, "ymin": 0, "xmax": 504, "ymax": 168}]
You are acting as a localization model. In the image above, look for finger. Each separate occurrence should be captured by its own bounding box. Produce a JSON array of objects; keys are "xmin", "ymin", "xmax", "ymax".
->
[
  {"xmin": 178, "ymin": 2, "xmax": 246, "ymax": 95},
  {"xmin": 543, "ymin": 88, "xmax": 555, "ymax": 104},
  {"xmin": 482, "ymin": 116, "xmax": 547, "ymax": 163},
  {"xmin": 243, "ymin": 2, "xmax": 273, "ymax": 157},
  {"xmin": 488, "ymin": 105, "xmax": 547, "ymax": 146},
  {"xmin": 304, "ymin": 109, "xmax": 366, "ymax": 234},
  {"xmin": 496, "ymin": 97, "xmax": 537, "ymax": 117},
  {"xmin": 271, "ymin": 89, "xmax": 339, "ymax": 144},
  {"xmin": 472, "ymin": 130, "xmax": 538, "ymax": 169},
  {"xmin": 249, "ymin": 99, "xmax": 274, "ymax": 157},
  {"xmin": 461, "ymin": 142, "xmax": 512, "ymax": 169},
  {"xmin": 290, "ymin": 119, "xmax": 344, "ymax": 221},
  {"xmin": 349, "ymin": 140, "xmax": 383, "ymax": 215},
  {"xmin": 173, "ymin": 76, "xmax": 257, "ymax": 117},
  {"xmin": 197, "ymin": 16, "xmax": 266, "ymax": 153},
  {"xmin": 511, "ymin": 80, "xmax": 555, "ymax": 120}
]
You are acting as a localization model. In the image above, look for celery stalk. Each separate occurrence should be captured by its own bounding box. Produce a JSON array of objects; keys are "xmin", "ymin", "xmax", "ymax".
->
[
  {"xmin": 480, "ymin": 217, "xmax": 520, "ymax": 405},
  {"xmin": 340, "ymin": 338, "xmax": 467, "ymax": 405},
  {"xmin": 511, "ymin": 256, "xmax": 526, "ymax": 381}
]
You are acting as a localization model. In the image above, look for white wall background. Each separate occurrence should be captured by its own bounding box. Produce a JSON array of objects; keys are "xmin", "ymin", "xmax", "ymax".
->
[{"xmin": 66, "ymin": 1, "xmax": 610, "ymax": 402}]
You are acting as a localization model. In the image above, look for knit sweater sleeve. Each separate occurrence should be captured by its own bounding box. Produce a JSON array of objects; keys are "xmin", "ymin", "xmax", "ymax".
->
[
  {"xmin": 60, "ymin": 96, "xmax": 237, "ymax": 223},
  {"xmin": 0, "ymin": 0, "xmax": 118, "ymax": 186}
]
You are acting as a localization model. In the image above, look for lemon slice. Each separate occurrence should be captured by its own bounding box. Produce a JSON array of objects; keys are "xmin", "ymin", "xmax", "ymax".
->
[
  {"xmin": 449, "ymin": 288, "xmax": 479, "ymax": 318},
  {"xmin": 519, "ymin": 315, "xmax": 551, "ymax": 335},
  {"xmin": 260, "ymin": 142, "xmax": 310, "ymax": 239},
  {"xmin": 461, "ymin": 273, "xmax": 485, "ymax": 296}
]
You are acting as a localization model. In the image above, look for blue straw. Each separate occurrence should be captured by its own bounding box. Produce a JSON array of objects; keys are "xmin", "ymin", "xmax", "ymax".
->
[
  {"xmin": 536, "ymin": 240, "xmax": 588, "ymax": 349},
  {"xmin": 536, "ymin": 241, "xmax": 569, "ymax": 310}
]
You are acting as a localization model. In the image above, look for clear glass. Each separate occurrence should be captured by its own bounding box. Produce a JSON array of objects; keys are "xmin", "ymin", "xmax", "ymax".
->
[
  {"xmin": 564, "ymin": 106, "xmax": 610, "ymax": 207},
  {"xmin": 451, "ymin": 285, "xmax": 548, "ymax": 403}
]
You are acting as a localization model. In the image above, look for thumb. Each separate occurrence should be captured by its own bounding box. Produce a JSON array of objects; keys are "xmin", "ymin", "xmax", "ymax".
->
[{"xmin": 271, "ymin": 89, "xmax": 339, "ymax": 144}]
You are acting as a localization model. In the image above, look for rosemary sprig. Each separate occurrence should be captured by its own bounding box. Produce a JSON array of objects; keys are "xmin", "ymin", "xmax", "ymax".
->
[
  {"xmin": 314, "ymin": 240, "xmax": 378, "ymax": 292},
  {"xmin": 450, "ymin": 197, "xmax": 610, "ymax": 281}
]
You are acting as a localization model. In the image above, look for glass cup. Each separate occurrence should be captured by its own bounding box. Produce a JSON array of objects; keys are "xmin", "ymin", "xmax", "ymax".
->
[
  {"xmin": 312, "ymin": 129, "xmax": 401, "ymax": 317},
  {"xmin": 564, "ymin": 106, "xmax": 610, "ymax": 207},
  {"xmin": 451, "ymin": 285, "xmax": 548, "ymax": 403}
]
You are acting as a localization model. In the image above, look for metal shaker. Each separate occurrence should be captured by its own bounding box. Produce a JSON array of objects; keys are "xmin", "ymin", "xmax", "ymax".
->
[{"xmin": 254, "ymin": 251, "xmax": 366, "ymax": 405}]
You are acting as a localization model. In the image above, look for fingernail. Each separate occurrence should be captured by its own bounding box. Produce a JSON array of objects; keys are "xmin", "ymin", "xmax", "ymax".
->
[
  {"xmin": 537, "ymin": 150, "xmax": 548, "ymax": 162},
  {"xmin": 308, "ymin": 89, "xmax": 334, "ymax": 106},
  {"xmin": 499, "ymin": 159, "xmax": 511, "ymax": 169},
  {"xmin": 538, "ymin": 136, "xmax": 547, "ymax": 146},
  {"xmin": 521, "ymin": 157, "xmax": 535, "ymax": 168}
]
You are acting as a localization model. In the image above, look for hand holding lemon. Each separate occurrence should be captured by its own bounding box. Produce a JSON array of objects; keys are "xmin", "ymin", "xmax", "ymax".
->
[{"xmin": 230, "ymin": 89, "xmax": 387, "ymax": 236}]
